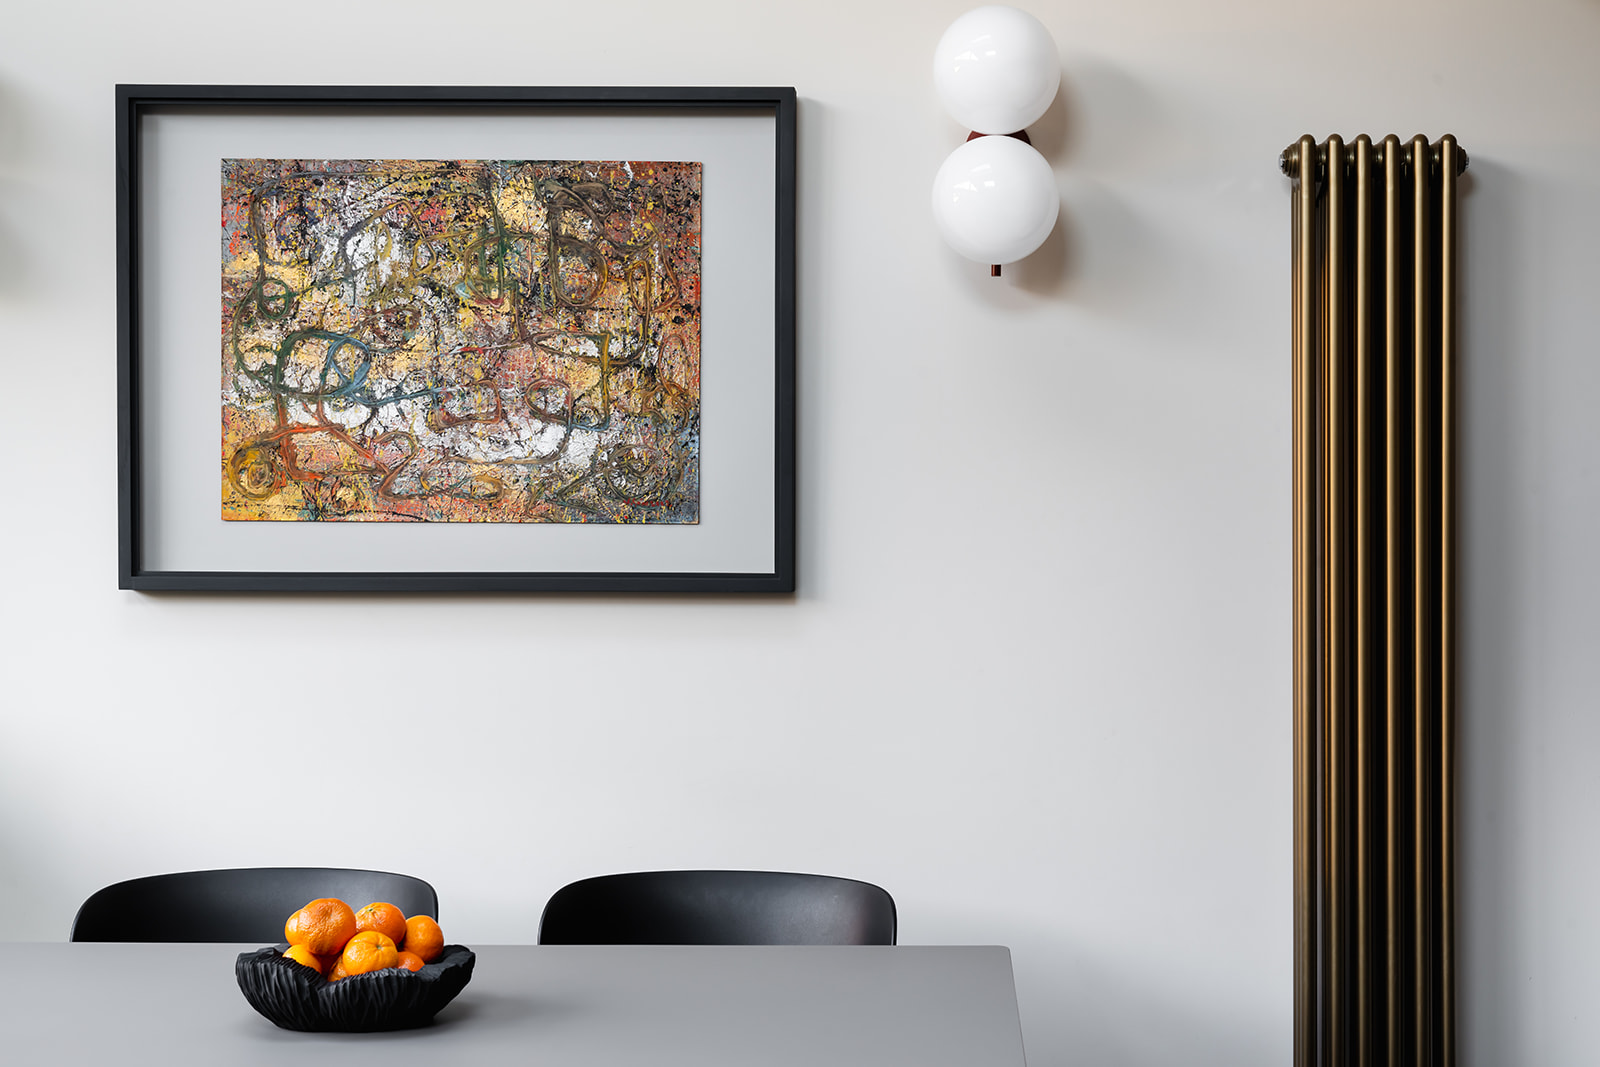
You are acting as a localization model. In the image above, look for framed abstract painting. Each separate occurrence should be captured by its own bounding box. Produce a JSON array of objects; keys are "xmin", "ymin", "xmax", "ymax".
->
[{"xmin": 116, "ymin": 84, "xmax": 795, "ymax": 592}]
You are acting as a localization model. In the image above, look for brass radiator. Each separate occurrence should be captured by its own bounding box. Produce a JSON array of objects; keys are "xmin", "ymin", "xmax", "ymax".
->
[{"xmin": 1282, "ymin": 134, "xmax": 1466, "ymax": 1067}]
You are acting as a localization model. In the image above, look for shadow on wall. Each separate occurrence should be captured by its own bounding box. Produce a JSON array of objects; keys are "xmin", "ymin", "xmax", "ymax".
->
[
  {"xmin": 0, "ymin": 813, "xmax": 81, "ymax": 941},
  {"xmin": 1020, "ymin": 941, "xmax": 1280, "ymax": 1065},
  {"xmin": 956, "ymin": 57, "xmax": 1172, "ymax": 310},
  {"xmin": 1456, "ymin": 157, "xmax": 1530, "ymax": 1067},
  {"xmin": 0, "ymin": 78, "xmax": 34, "ymax": 302},
  {"xmin": 919, "ymin": 913, "xmax": 1282, "ymax": 1066}
]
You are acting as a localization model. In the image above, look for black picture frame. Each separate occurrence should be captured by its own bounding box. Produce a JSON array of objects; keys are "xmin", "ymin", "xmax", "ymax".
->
[{"xmin": 116, "ymin": 84, "xmax": 796, "ymax": 593}]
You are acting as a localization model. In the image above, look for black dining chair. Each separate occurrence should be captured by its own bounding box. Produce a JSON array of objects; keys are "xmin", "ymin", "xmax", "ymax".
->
[
  {"xmin": 537, "ymin": 870, "xmax": 897, "ymax": 945},
  {"xmin": 71, "ymin": 867, "xmax": 438, "ymax": 942}
]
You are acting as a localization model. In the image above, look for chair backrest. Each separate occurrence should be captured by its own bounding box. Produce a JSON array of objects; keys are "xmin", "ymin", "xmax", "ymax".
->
[
  {"xmin": 71, "ymin": 867, "xmax": 438, "ymax": 942},
  {"xmin": 538, "ymin": 870, "xmax": 897, "ymax": 946}
]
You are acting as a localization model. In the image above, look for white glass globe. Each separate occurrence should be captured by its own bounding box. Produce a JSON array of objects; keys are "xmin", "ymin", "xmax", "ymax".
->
[
  {"xmin": 931, "ymin": 135, "xmax": 1059, "ymax": 265},
  {"xmin": 933, "ymin": 6, "xmax": 1060, "ymax": 134}
]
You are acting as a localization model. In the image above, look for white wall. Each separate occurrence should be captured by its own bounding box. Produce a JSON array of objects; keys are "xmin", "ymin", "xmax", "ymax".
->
[{"xmin": 2, "ymin": 1, "xmax": 1597, "ymax": 1063}]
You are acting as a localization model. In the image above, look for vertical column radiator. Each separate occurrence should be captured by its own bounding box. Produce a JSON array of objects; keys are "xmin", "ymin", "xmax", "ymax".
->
[{"xmin": 1282, "ymin": 134, "xmax": 1466, "ymax": 1067}]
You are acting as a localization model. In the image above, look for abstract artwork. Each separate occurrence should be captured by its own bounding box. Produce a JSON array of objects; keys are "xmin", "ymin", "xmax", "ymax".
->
[{"xmin": 220, "ymin": 158, "xmax": 702, "ymax": 523}]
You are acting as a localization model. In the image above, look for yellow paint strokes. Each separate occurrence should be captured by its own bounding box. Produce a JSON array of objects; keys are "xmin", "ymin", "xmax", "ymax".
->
[{"xmin": 495, "ymin": 171, "xmax": 548, "ymax": 231}]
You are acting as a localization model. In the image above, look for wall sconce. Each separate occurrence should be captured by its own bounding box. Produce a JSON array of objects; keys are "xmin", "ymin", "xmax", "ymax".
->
[{"xmin": 931, "ymin": 5, "xmax": 1061, "ymax": 276}]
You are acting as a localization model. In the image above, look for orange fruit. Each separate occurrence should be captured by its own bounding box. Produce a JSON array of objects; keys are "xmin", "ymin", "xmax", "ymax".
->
[
  {"xmin": 354, "ymin": 902, "xmax": 408, "ymax": 945},
  {"xmin": 282, "ymin": 944, "xmax": 325, "ymax": 974},
  {"xmin": 327, "ymin": 958, "xmax": 350, "ymax": 982},
  {"xmin": 284, "ymin": 898, "xmax": 358, "ymax": 956},
  {"xmin": 402, "ymin": 915, "xmax": 444, "ymax": 963},
  {"xmin": 341, "ymin": 930, "xmax": 399, "ymax": 975},
  {"xmin": 395, "ymin": 951, "xmax": 425, "ymax": 973}
]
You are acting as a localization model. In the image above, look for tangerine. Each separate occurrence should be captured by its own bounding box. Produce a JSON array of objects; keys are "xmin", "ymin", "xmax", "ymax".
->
[
  {"xmin": 284, "ymin": 898, "xmax": 358, "ymax": 956},
  {"xmin": 327, "ymin": 958, "xmax": 350, "ymax": 982},
  {"xmin": 341, "ymin": 929, "xmax": 399, "ymax": 975},
  {"xmin": 282, "ymin": 944, "xmax": 325, "ymax": 974},
  {"xmin": 395, "ymin": 951, "xmax": 425, "ymax": 973},
  {"xmin": 354, "ymin": 901, "xmax": 408, "ymax": 945},
  {"xmin": 402, "ymin": 915, "xmax": 445, "ymax": 963}
]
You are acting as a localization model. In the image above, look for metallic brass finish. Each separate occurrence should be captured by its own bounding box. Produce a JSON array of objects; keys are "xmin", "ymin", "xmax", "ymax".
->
[
  {"xmin": 1410, "ymin": 133, "xmax": 1436, "ymax": 1067},
  {"xmin": 1291, "ymin": 133, "xmax": 1317, "ymax": 1067},
  {"xmin": 1324, "ymin": 133, "xmax": 1348, "ymax": 1067},
  {"xmin": 1438, "ymin": 134, "xmax": 1459, "ymax": 1067},
  {"xmin": 1352, "ymin": 132, "xmax": 1374, "ymax": 1067},
  {"xmin": 1284, "ymin": 134, "xmax": 1465, "ymax": 1067},
  {"xmin": 1382, "ymin": 134, "xmax": 1404, "ymax": 1067}
]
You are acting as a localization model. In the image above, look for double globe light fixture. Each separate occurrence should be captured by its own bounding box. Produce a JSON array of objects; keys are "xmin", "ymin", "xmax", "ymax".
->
[{"xmin": 931, "ymin": 6, "xmax": 1062, "ymax": 276}]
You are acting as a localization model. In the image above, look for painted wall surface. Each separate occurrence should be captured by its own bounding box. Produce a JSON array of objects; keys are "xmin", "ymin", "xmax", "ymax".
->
[{"xmin": 2, "ymin": 1, "xmax": 1597, "ymax": 1063}]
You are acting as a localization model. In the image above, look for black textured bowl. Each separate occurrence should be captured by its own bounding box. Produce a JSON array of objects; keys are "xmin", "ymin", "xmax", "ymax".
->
[{"xmin": 236, "ymin": 944, "xmax": 475, "ymax": 1032}]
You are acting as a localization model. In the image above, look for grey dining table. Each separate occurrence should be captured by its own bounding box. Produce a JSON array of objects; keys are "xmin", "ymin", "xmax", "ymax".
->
[{"xmin": 0, "ymin": 943, "xmax": 1028, "ymax": 1065}]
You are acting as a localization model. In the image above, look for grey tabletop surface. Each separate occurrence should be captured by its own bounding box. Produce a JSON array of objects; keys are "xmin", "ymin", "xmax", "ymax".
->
[{"xmin": 0, "ymin": 943, "xmax": 1027, "ymax": 1066}]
